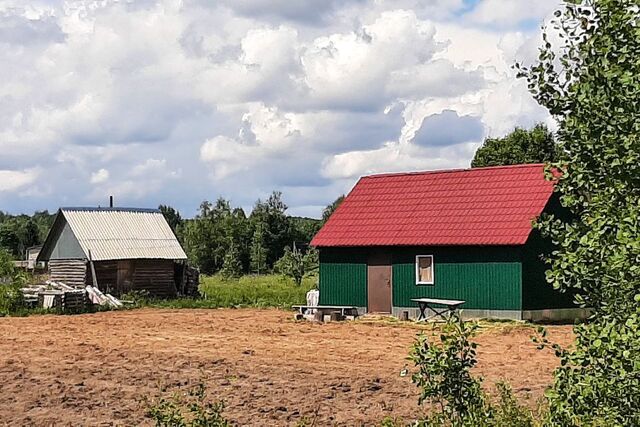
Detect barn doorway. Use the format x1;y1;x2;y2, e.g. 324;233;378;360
367;252;392;313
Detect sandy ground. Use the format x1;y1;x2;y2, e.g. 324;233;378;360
0;309;573;426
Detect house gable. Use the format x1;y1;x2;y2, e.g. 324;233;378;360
38;211;86;262
49;221;86;260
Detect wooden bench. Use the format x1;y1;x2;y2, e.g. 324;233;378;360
292;305;359;319
411;298;465;322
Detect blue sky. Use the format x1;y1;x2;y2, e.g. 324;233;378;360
0;0;559;218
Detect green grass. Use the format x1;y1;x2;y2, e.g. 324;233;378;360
149;274;316;310
0;274;316;315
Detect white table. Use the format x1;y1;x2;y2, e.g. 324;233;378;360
411;298;465;321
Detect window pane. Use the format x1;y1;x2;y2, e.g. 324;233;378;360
418;256;432;283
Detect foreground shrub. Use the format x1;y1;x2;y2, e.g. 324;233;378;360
409;316;538;426
146;382;229;427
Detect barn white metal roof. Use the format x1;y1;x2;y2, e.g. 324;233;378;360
52;208;187;261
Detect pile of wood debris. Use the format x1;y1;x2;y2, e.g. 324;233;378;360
21;281;123;312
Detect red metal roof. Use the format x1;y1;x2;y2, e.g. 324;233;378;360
311;164;555;247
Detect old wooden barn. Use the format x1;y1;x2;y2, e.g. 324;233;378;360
311;164;580;321
37;207;190;298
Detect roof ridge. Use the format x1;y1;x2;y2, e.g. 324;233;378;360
363;163;545;179
60;207;161;213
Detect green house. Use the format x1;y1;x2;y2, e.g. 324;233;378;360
311;164;580;321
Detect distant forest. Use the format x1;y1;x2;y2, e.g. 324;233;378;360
162;191;342;275
0;211;56;259
0;192;343;276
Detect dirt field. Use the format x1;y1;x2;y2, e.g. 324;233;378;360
0;309;573;426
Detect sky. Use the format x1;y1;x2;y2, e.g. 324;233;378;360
0;0;560;218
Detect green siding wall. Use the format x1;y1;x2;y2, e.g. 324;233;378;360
393;261;522;310
318;246;523;311
520;196;576;310
318;249;367;307
391;246;522;311
521;229;576;310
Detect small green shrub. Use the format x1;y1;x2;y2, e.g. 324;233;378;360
146;382;229;427
274;246;318;287
410;317;488;424
121;289;151;306
0;249;28;316
0;282;25;316
493;382;538;427
380;415;406;426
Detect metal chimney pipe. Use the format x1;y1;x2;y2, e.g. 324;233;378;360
109;196;113;208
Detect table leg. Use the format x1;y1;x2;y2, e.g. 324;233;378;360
417;303;427;321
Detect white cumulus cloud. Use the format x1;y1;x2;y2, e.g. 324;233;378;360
0;168;40;192
0;0;558;217
90;169;110;184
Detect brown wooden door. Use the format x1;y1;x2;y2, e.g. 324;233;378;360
117;260;134;294
367;252;392;313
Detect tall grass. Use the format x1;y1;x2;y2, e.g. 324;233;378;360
150;274;316;309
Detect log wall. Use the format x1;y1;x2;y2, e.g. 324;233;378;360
86;261;119;293
132;259;177;298
84;259;177;298
48;259;87;288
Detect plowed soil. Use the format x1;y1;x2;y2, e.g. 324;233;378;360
0;309;573;426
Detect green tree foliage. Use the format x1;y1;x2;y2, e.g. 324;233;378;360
274;244;318;286
517;0;639;315
540;301;640;426
181;192;321;276
289;216;322;243
0;249;27;315
322;195;345;223
517;1;640;425
219;242;243;279
249;224;268;275
0;248;15;278
249;192;292;266
0;211;54;258
158;205;183;236
471;124;558;168
182;199;250;275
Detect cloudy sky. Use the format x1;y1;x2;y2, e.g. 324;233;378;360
0;0;559;217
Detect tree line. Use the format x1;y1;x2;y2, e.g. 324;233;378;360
0;123;557;268
161;192;327;277
0;211;55;259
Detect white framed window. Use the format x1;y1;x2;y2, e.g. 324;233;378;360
415;255;434;285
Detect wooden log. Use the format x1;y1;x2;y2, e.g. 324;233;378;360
400;311;409;321
313;311;324;323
